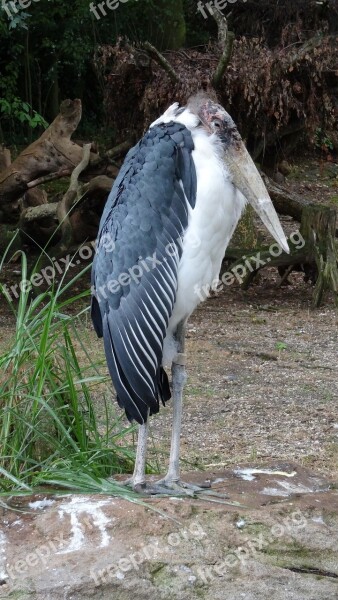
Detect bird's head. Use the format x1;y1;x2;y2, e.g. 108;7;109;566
187;93;289;253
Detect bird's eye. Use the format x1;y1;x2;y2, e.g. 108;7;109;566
213;119;222;129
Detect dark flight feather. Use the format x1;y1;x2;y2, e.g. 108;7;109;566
91;121;197;423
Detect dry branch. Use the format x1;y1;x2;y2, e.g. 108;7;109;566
90;140;134;171
212;10;235;89
27;169;72;189
80;175;113;204
56;143;92;254
143;41;180;83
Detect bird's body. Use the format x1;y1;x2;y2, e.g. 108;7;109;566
91;94;288;494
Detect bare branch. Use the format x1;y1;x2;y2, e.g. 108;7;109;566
143;41;180;83
212;9;235;89
27;169;71;189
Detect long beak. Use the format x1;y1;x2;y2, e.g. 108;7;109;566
226;142;289;253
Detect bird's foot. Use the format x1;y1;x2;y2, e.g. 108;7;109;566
152;479;236;505
121;477;209;496
122;476;231;502
153;478;212;496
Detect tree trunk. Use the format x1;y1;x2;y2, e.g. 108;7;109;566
300;205;338;307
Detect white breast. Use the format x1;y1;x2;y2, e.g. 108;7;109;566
165;129;246;344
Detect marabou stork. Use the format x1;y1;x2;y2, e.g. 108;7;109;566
91;93;289;495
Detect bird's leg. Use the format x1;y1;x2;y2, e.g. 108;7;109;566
161;349;186;484
123;418;149;492
153;322;209;495
124;324;188;496
162;320;186;485
150;322;227;499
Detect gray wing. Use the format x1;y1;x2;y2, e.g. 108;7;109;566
91;121;197;424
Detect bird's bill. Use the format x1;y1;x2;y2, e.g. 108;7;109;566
226;143;289;253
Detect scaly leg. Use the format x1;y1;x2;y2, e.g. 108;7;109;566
161;320;186;484
123;418;149;492
155;321;210;495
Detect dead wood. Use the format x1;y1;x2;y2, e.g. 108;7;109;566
56;143;92;254
19;203;58;247
0;99;99;206
0;145;11;172
79;175;113;205
300;204;338;307
212;10;235;89
18;173;114;249
89;140;134;172
224;201;338;307
143;41;180;83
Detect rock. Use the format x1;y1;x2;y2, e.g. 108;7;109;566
0;464;338;600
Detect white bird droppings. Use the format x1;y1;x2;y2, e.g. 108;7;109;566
28;498;55;510
57;496;112;554
234;468;297;481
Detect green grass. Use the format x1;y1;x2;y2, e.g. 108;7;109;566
0;239;138;498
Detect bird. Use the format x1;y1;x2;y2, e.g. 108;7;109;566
91;92;289;495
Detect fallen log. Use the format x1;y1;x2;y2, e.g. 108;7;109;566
0;99;99;206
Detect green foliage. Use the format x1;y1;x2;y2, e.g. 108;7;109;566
314;128;334;153
0;239;137;495
0;0;187;143
0;97;48;129
275;342;287;351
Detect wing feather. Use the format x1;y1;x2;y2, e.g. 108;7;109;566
92;121;196;423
